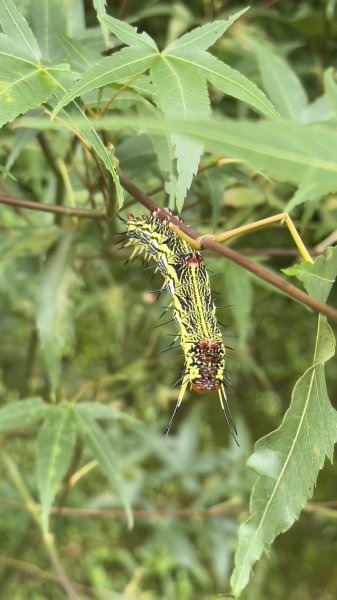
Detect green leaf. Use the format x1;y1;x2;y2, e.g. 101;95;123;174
0;397;48;432
0;52;56;127
250;38;308;121
59;115;337;199
191;51;279;120
0;227;61;262
93;0;107;16
284;246;337;303
324;67;337;116
0;0;40;61
36;231;77;394
99;14;158;50
300;94;334;124
53;46;157;114
223;261;253;343
230;250;337;597
74;408;133;528
29;0;67;62
58;34;99;71
61;0;85;37
37;404;77;533
151;54;210;211
76;402;138;423
48;68;125;207
284;185;320;214
165;8;248;53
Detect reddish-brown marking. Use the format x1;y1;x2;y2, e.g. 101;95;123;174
191;381;220;393
185;254;203;267
198;340;209;349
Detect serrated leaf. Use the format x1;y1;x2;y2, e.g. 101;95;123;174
53;46;156;114
74;408;133;528
223;261;252;342
284;185;319;213
191;51;279;120
65;115;337;199
250;38;308;121
0;52;56;127
0;0;40;61
99;14;158;50
165;8;248;53
151;53;210;211
48;69;124;207
0;397;48;432
36;231;77;394
37;404;77;533
230;250;337;597
284;246;337;303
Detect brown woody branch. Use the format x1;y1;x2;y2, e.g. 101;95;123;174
118;172;337;323
1;174;337;322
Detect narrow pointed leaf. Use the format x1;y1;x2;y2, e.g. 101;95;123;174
48;70;124;207
93;0;107;16
36;231;77;394
74;408;133;528
191;51;279;119
165;8;248;53
66;116;337;198
0;397;48;432
151;54;210;210
29;0;67;62
251;38;308;121
99;14;158;50
37;404;77;533
76;402;138;423
324;67;337;116
231;249;337;597
0;0;40;61
284;185;318;213
53;46;156;114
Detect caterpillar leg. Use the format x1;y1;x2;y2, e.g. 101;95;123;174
204;212;313;264
219;384;239;446
164;375;189;439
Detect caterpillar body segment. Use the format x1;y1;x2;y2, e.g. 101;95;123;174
125;210;238;445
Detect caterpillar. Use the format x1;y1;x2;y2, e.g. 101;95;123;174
125;209;238;445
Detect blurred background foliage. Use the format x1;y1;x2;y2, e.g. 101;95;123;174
1;0;337;599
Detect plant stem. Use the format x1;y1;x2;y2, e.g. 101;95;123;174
118;171;337;323
0;194;105;219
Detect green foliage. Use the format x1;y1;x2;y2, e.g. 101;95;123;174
231;249;337;596
1;1;337;599
37;404;77;533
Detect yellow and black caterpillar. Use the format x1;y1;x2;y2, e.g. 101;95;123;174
125;210;238;445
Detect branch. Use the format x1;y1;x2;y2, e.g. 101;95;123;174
118;172;337;323
0;195;105;219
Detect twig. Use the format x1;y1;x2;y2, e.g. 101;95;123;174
0;194;105;219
